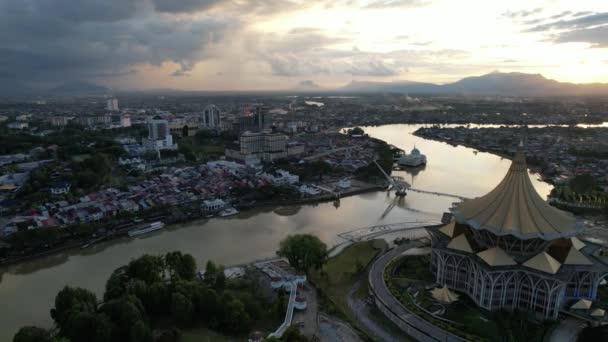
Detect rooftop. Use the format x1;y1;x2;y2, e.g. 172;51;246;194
451;147;582;241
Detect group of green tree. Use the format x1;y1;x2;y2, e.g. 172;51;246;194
13;233;329;342
13;251;288;342
553;174;608;207
355;140;394;182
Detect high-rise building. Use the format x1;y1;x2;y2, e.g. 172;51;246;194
225;131;288;164
428;144;608;320
148;117;168;140
144;117;176;150
236;105;272;133
106;98;119;111
202;104;221;129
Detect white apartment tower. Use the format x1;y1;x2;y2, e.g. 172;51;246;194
106;98;119;111
202;104;221;129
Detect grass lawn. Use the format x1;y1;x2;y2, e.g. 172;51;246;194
393;255;434;282
442;298;500;340
310;240;388;338
179;328;235;342
311;239;387;311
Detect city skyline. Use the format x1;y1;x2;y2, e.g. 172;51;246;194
1;0;607;91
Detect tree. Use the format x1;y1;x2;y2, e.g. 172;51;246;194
146;282;171;316
281;326;308;342
309;160;331;180
570;174;597;194
277;234;327;273
195;288;221;328
203;260;218;287
170;293;194;327
100;296;147;340
129;320;153;342
126;255;165;284
104;267;129;301
63;311;113;342
348;127;365;136
219;293;251;333
51;286;98;332
13;326;52;342
164;251;196;281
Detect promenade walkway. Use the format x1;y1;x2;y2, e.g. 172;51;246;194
368;243;468;342
408;188;469;201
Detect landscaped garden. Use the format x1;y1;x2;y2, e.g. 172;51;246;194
385;255;555;342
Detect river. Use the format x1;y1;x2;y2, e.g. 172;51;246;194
0;124;553;340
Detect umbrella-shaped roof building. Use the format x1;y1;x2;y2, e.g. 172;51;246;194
427;142;608;320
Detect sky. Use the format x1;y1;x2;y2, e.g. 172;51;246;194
1;0;607;91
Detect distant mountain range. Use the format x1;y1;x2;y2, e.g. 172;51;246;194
1;72;607;97
336;72;608;96
48;82;110;96
292;80;322;91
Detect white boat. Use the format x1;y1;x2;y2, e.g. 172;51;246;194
128;221;165;237
336;178;351;190
397;147;427;167
219;207;239;217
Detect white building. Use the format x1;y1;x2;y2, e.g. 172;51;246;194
202;104;221;129
106;98;119;111
120;115;131;127
7;122;28;130
202;199;226;213
260;170;299;185
144;117;177;150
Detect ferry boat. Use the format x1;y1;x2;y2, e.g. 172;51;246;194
397;147;427;167
219;207;239;217
128;221;165;237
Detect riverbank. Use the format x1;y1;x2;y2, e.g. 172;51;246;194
0;179;384;268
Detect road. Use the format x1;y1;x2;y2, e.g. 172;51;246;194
549;318;586;342
368;241;441;341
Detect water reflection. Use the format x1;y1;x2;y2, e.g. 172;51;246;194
0;124;555;340
273;206;303;217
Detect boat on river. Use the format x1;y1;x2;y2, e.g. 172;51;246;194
219;207;239;217
128;221;165;237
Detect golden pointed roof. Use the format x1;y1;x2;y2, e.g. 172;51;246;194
447;234;473;253
431;285;460;304
563;246;592;265
570;237;586;250
439;221;456;237
452;149;580;241
590;308;606;317
570;299;592;310
477;247;517;266
523;252;562;274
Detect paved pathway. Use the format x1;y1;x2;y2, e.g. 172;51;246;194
549;318;586;342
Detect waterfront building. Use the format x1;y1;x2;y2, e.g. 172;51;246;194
226;131;288;163
202;104;222;129
429;143;608;320
397;147;427;167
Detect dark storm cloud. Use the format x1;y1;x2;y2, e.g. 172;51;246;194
554;26;608;48
0;0;238;85
152;0;223;13
520;12;608;48
526;12;608;32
